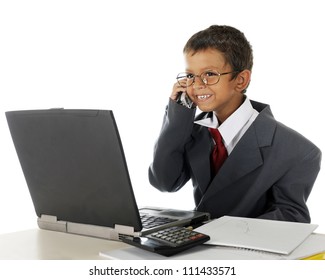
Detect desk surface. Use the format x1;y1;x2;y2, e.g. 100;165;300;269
0;228;129;260
1;228;324;260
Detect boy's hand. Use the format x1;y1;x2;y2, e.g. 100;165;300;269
170;81;186;101
171;82;195;109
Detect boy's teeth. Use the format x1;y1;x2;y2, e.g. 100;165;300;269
198;95;210;100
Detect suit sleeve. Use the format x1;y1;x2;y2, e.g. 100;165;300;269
148;99;196;192
258;145;322;223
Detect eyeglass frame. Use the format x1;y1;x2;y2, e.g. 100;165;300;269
176;70;241;88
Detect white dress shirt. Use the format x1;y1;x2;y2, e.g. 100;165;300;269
194;97;259;155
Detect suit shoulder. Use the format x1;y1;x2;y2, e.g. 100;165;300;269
252;101;320;152
275;121;319;151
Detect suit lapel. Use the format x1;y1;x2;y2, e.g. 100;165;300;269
207;124;263;194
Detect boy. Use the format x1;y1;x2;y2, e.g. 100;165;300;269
148;25;321;223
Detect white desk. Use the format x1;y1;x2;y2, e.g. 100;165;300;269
0;228;129;260
0;228;325;260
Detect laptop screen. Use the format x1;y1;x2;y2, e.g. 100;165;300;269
6;109;143;231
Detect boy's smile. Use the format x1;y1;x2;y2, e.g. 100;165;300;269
197;94;212;101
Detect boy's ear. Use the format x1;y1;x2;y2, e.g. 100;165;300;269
235;70;251;92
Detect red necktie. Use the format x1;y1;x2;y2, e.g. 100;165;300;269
208;128;228;175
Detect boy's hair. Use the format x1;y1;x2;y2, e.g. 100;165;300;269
183;25;253;78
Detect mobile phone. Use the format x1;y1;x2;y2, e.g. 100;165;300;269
176;91;194;109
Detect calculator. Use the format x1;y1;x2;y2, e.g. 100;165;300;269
120;226;210;256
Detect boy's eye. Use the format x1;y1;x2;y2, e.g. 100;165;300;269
204;71;218;77
186;73;194;79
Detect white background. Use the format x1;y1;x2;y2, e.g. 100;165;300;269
0;0;324;235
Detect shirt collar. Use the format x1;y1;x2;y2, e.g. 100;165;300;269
194;97;256;146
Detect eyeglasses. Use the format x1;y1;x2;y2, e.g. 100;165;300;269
176;70;240;87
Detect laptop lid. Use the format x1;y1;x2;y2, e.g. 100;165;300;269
6;109;143;232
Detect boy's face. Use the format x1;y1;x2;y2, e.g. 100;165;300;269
184;48;245;123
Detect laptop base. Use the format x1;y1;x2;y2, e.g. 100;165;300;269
37;215;140;241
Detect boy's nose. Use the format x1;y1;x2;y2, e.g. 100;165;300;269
193;77;207;89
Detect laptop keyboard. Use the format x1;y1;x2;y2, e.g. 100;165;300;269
140;214;177;229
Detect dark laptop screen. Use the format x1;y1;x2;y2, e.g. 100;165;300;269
6;109;142;231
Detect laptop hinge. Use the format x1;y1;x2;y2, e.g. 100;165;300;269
114;224;141;238
37;215;67;232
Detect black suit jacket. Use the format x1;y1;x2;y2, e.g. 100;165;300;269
149;99;322;223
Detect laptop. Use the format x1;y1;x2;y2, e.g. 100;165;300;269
5;109;209;240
